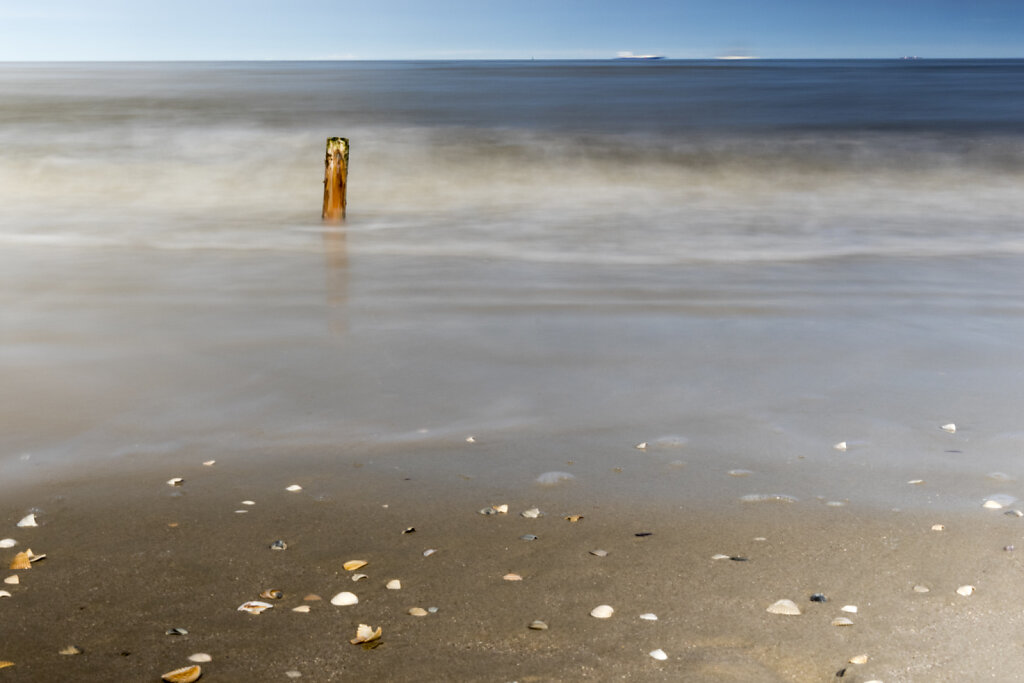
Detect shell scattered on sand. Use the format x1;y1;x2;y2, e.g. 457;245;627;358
649;649;668;661
849;654;869;665
350;623;382;645
4;575;18;585
0;591;10;598
565;515;584;523
590;605;614;619
343;560;368;571
766;599;801;615
465;436;476;443
237;601;273;614
913;585;930;593
0;539;15;549
16;514;37;528
202;460;215;466
908;479;924;485
9;551;31;570
639;613;658;621
292;605;311;613
983;499;1004;509
0;662;14;670
285;671;302;679
408;607;428;617
727;469;753;477
241;500;255;506
165;628;188;636
589;549;608;557
351;573;368;582
841;605;858;613
931;524;945;531
528;620;548;630
58;646;82;655
479;504;508;515
832;617;854;626
941;423;956;433
269;540;287;550
423;548;437;556
386;579;402;590
634;442;648;450
166;478;183;487
520;534;538;541
957;584;975;596
161;665;201;683
259;589;283;600
187;653;212;663
833;441;848;451
521;508;542;518
330;591;359;606
285;484;303;492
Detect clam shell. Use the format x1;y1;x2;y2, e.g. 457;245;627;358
4;575;19;585
237;601;273;614
639;613;658;621
841;605;858;613
0;591;11;598
161;665;201;683
849;654;869;665
833;441;848;451
649;649;668;661
0;539;15;549
292;605;311;613
766;599;801;615
58;646;82;655
521;508;542;518
941;423;956;433
349;623;382;644
187;653;212;663
528;620;548;630
590;604;614;619
166;478;183;487
259;589;283;600
285;484;302;492
832;617;854;626
386;579;401;590
330;591;358;606
9;552;31;570
408;607;428;616
956;584;975;596
503;573;522;581
16;514;37;528
343;560;368;571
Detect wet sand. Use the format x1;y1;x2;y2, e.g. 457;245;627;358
4;440;1024;682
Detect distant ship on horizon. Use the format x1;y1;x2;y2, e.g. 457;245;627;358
616;51;665;61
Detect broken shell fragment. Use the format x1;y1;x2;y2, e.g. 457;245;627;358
304;594;322;601
58;646;83;655
941;423;956;433
0;662;13;670
520;534;538;541
849;654;869;665
931;524;945;531
0;590;10;598
9;552;31;570
202;460;216;466
423;548;436;556
832;617;854;626
4;575;19;585
649;649;668;661
351;573;368;582
913;585;930;593
528;620;548;630
259;589;283;600
386;579;401;590
565;515;584;523
237;601;273;614
590;605;614;619
292;605;311;613
635;442;648;449
188;653;212;663
408;607;428;617
285;484;303;492
841;605;858;613
956;584;975;596
639;613;658;621
983;499;1004;509
521;508;542;518
589;549;608;557
165;628;189;636
766;599;801;615
269;540;287;550
503;573;522;581
350;624;382;644
0;539;15;548
16;514;37;528
343;560;368;571
833;441;847;451
161;665;201;683
330;591;358;606
166;478;183;487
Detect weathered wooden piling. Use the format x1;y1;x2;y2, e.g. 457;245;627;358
322;137;349;222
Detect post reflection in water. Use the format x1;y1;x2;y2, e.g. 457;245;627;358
322;225;349;335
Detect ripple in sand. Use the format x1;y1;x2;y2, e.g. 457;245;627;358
741;494;798;504
536;471;575;486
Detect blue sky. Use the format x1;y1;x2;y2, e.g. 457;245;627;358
0;1;1020;60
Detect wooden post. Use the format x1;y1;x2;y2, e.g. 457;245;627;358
322;137;349;222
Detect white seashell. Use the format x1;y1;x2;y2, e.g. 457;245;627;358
292;605;311;613
237;601;273;614
832;617;854;626
465;436;476;443
521;508;542;518
0;590;11;598
241;500;255;506
187;653;212;663
907;479;924;485
166;478;183;487
941;423;956;433
589;549;608;557
4;575;18;585
841;605;858;613
494;504;508;514
913;585;930;593
590;604;614;618
833;441;847;451
234;510;247;514
0;539;16;549
408;607;428;616
202;460;216;466
351;573;368;582
536;471;575;486
983;499;1004;509
330;591;358;606
826;501;846;507
766;599;801;615
849;654;869;665
16;514;37;528
931;524;945;531
423;548;436;557
649;649;668;661
386;579;401;590
711;554;731;560
285;671;302;679
285;484;302;492
635;442;648;449
956;584;975;596
753;537;767;542
639;613;658;621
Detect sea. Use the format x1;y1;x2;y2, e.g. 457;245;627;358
3;60;1024;509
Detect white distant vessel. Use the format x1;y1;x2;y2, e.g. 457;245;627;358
616;51;665;61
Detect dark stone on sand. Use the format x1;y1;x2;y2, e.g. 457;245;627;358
635;532;653;537
810;593;828;603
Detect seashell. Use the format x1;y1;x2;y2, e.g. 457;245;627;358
259;589;283;600
913;585;930;593
165;628;189;636
58;645;82;655
202;460;216;466
292;605;311;613
528;620;548;630
908;479;924;485
0;662;13;669
408;607;428;616
711;554;731;560
9;552;31;570
285;671;301;679
956;584;975;596
520;534;538;541
343;560;368;571
285;484;302;492
941;423;956;433
565;515;584;523
635;442;647;449
983;499;1004;509
841;605;858;613
4;575;18;585
478;507;500;516
161;664;201;683
766;599;801;615
826;501;846;507
16;514;37;528
849;654;869;665
27;550;44;563
351;574;368;582
0;591;10;598
423;548;436;556
241;500;255;506
465;436;476;443
521;508;542;518
536;471;575;486
269;540;287;550
590;605;614;619
188;653;212;663
832;617;854;626
0;539;15;548
234;510;247;514
1006;509;1024;517
503;573;522;581
833;441;847;451
166;478;183;487
304;594;322;601
649;649;668;661
931;524;945;531
350;624;382;644
330;591;358;606
639;613;658;621
427;606;439;613
589;549;608;557
237;601;273;614
386;579;401;590
493;504;508;514
402;527;416;534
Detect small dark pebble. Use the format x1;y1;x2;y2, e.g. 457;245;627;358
269;540;287;550
835;668;846;678
520;534;539;541
635;532;653;537
729;556;748;562
165;628;189;636
810;593;828;603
